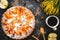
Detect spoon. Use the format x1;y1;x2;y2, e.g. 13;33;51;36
40;27;46;40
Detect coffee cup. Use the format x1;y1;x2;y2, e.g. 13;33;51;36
45;15;59;30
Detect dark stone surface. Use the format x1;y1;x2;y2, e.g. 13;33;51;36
0;0;60;40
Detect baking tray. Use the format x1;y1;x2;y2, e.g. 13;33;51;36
0;0;60;40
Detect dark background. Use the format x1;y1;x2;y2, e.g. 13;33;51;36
0;0;60;40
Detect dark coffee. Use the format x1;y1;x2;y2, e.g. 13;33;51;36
48;17;57;26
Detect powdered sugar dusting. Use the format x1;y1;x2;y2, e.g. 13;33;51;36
2;6;35;39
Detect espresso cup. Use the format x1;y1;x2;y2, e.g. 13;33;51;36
45;15;59;30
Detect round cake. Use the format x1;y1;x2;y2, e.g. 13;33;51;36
1;6;35;39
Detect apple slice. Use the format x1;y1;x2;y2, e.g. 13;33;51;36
0;0;8;9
